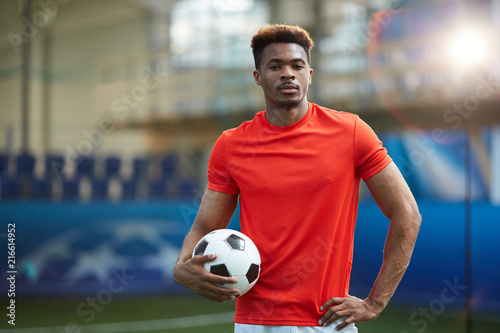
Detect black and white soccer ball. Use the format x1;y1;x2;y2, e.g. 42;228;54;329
192;229;261;296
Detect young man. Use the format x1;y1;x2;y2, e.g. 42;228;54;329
173;24;421;332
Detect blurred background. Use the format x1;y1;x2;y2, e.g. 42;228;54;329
0;0;499;332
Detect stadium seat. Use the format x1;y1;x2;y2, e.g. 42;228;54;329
31;177;52;199
148;180;166;198
45;154;65;181
76;156;95;179
178;179;196;197
105;156;121;178
132;157;149;180
121;180;137;199
161;153;177;179
0;153;8;176
1;178;20;199
17;152;35;176
62;179;79;199
91;179;108;199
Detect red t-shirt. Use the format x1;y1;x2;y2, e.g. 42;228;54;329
207;103;392;326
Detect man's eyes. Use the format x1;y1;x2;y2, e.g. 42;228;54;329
268;65;304;70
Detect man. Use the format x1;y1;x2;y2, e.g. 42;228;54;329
173;24;421;332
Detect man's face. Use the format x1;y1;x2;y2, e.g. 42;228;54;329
253;43;313;108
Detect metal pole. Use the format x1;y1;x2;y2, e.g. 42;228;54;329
42;31;51;153
464;111;473;333
309;0;324;106
459;0;473;326
20;0;31;154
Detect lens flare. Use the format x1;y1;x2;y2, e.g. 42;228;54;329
447;29;489;67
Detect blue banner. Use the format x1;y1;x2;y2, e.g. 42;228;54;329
0;200;498;312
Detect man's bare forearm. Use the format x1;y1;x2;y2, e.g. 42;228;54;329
172;189;240;302
176;228;207;264
317;208;421;329
367;210;421;311
175;189;238;264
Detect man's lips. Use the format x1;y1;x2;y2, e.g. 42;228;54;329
278;84;299;94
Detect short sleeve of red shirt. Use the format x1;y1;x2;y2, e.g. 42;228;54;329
207;132;240;195
354;116;392;181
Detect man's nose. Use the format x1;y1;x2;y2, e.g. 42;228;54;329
281;67;295;80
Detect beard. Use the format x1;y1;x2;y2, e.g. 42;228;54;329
278;99;300;107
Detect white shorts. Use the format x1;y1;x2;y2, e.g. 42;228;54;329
235;319;358;333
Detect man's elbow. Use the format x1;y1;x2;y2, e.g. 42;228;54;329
394;201;421;238
410;205;422;227
406;204;422;239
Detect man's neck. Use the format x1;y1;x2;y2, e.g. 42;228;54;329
265;100;309;127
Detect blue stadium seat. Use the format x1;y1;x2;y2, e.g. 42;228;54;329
132;157;149;180
17;153;35;176
105;156;121;178
45;154;64;181
1;178;20;199
76;156;95;179
148;180;166;198
0;153;8;176
62;179;79;199
161;153;177;179
178;179;196;197
92;179;108;199
121;180;136;199
31;177;51;199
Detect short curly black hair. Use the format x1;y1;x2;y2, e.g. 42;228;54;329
251;24;314;69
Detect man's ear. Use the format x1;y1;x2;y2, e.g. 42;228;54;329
308;68;313;85
253;70;261;86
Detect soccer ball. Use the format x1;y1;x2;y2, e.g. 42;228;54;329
192;229;261;296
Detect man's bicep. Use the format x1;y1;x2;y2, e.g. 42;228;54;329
192;189;239;234
365;162;419;221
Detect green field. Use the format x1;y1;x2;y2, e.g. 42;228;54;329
1;296;498;332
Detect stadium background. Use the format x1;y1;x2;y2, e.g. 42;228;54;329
0;0;499;332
